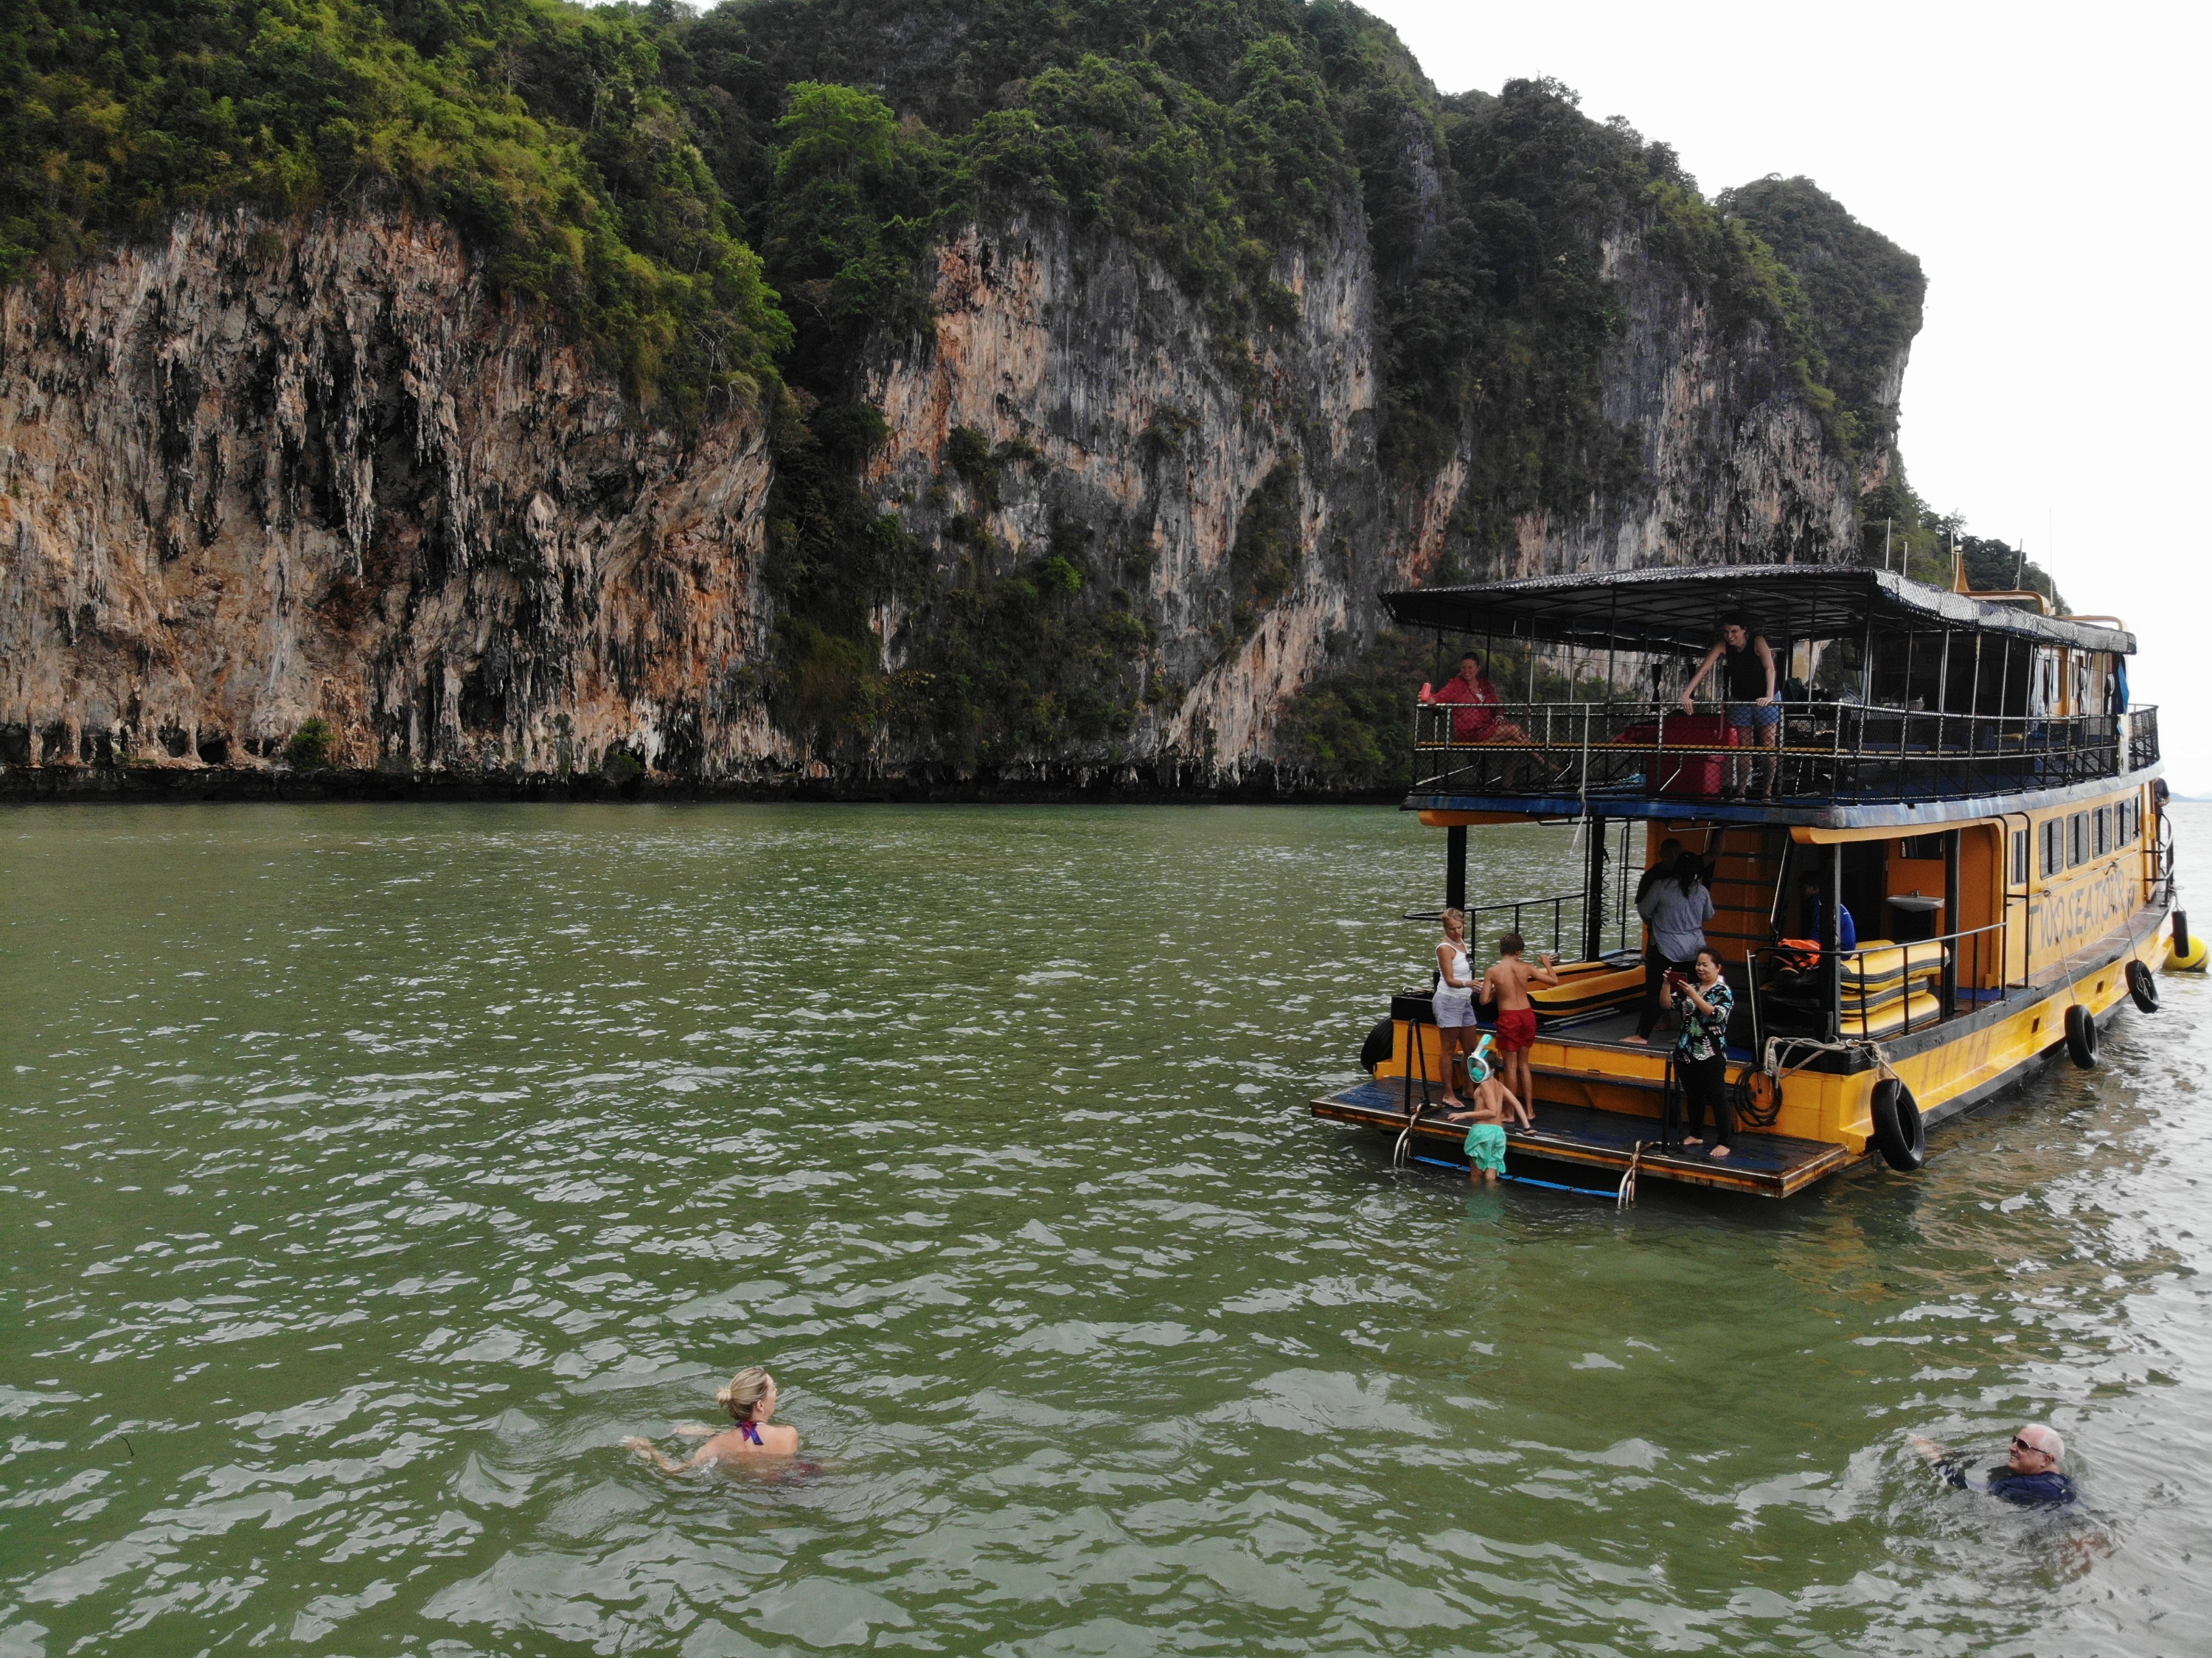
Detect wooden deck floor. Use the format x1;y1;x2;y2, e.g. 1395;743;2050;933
1311;1078;1857;1198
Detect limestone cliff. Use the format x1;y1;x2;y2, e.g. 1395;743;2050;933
1484;223;1861;577
857;212;1385;785
0;4;1924;798
850;207;1872;786
0;207;779;788
0;205;1905;799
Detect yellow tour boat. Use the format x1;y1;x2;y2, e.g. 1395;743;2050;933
1312;561;2177;1199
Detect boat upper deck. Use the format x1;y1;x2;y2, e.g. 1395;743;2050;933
1388;563;2154;825
1406;698;2160;827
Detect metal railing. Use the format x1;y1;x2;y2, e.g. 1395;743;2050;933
2131;706;2161;774
1405;889;1638;960
1745;918;2011;1055
1413;700;2157;805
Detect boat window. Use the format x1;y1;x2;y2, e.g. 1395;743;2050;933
2039;818;2063;878
1980;636;2031;718
2118;799;2138;845
2028;651;2060;718
2011;828;2030;885
1809;636;1865;701
2094;808;2112;856
2068;811;2090;866
1841;840;1888;937
1865;629;1956;712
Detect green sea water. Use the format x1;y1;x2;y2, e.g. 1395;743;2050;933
2;802;2207;1656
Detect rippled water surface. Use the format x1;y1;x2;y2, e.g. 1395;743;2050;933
4;802;2210;1656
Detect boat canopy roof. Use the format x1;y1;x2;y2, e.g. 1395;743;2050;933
1382;564;2134;656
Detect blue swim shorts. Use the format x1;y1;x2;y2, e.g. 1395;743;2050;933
1727;703;1783;729
1464;1122;1508;1174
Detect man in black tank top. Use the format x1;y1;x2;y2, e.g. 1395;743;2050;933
1680;611;1779;799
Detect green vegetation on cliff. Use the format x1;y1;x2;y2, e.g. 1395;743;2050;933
0;0;787;414
672;2;1854;767
1859;475;2065;610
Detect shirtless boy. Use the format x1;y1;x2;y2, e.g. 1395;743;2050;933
1481;932;1557;1128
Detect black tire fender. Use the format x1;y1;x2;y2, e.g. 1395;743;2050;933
1359;1017;1396;1075
2128;958;2160;1013
2065;1002;2099;1069
1870;1078;1925;1172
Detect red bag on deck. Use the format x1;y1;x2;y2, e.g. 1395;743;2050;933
1613;715;1739;799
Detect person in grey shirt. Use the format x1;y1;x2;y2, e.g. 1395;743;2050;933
1624;851;1717;1044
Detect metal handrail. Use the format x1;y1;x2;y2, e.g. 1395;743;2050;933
1411;699;2157;806
1404;888;1638;960
1745;918;2012;1052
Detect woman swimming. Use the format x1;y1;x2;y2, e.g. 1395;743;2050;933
622;1365;800;1470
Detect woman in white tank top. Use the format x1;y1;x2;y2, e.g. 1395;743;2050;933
1433;909;1481;1108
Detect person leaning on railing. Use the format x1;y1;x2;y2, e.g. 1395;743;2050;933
1420;653;1532;746
1680;611;1779;801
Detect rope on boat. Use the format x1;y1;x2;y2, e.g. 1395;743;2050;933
1765;1033;1900;1089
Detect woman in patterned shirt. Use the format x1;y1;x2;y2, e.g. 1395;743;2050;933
1669;946;1736;1159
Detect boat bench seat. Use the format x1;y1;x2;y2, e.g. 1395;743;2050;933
1838;990;1941;1038
1760;939;1950;1038
1840;938;1949;998
1531;957;1646;1024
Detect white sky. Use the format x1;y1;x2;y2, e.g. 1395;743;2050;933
1364;0;2212;791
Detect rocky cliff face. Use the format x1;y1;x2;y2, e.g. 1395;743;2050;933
0;194;1895;794
1488;223;1861;577
858;210;1385;782
0;207;779;788
853;207;1871;783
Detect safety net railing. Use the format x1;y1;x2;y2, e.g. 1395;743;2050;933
1412;701;2156;805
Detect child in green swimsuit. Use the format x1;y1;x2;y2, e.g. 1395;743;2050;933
1447;1035;1520;1184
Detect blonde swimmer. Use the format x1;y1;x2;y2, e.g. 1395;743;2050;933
622;1366;800;1470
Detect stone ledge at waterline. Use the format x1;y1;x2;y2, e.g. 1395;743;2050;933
0;191;1896;797
0;757;1398;807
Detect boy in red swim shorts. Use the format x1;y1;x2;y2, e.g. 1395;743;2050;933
1482;932;1559;1128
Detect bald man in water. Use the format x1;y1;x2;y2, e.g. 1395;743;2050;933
1910;1423;2077;1507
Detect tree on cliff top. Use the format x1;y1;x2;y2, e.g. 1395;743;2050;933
1720;175;1926;457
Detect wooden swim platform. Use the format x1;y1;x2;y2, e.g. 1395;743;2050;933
1310;1078;1857;1199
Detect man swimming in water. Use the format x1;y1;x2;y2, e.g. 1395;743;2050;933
1910;1423;2076;1507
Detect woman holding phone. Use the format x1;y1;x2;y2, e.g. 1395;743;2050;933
1670;947;1736;1158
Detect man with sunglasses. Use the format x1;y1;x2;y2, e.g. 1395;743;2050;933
1909;1423;2077;1507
